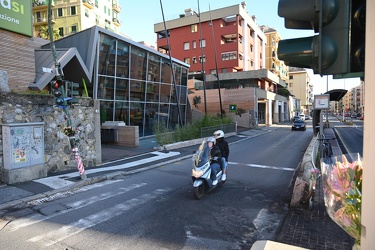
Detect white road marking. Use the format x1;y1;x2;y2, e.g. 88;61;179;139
229;162;295;171
9;182;147;232
34;151;180;189
28;188;170;246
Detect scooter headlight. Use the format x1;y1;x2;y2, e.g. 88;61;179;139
192;162;210;178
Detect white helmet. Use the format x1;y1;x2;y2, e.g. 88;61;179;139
207;137;216;145
214;130;224;139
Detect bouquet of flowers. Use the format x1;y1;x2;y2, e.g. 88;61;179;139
321;153;362;245
62;126;77;137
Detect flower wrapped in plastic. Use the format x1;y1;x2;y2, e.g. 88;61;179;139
321;153;362;245
62;126;77;137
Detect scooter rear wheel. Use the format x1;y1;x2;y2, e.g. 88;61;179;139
194;185;204;200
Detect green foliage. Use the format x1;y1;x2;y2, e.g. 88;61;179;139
236;108;247;116
278;87;291;97
153;115;233;146
193;95;201;108
12;90;50;95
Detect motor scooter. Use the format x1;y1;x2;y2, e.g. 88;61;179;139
191;139;225;200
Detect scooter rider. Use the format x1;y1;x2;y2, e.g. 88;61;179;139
207;137;221;186
214;130;229;181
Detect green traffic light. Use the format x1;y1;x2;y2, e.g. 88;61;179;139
55;97;64;106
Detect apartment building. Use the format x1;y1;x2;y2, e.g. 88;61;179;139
260;25;288;82
32;0;122;39
154;2;289;126
287;67;313;116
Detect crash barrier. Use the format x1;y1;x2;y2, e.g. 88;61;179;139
200;123;237;138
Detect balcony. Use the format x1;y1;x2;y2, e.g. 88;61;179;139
32;0;55;10
112;2;122;13
33;17;55;26
113;17;121;27
83;0;94;10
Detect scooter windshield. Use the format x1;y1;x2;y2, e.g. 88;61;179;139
194;141;210;168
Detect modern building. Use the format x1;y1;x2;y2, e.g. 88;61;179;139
287;67;313;115
29;26;190;137
154;2;289;125
32;0;122;39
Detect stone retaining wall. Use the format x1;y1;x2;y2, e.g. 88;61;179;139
0;93;99;176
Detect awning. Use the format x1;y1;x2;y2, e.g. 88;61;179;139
324;89;348;102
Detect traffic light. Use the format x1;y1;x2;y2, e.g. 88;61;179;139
350;0;366;74
65;81;80;104
277;0;359;77
51;79;65;106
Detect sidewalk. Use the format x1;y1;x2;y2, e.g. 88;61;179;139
0;125;355;249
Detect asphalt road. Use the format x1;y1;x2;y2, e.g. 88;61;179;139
0;125;313;250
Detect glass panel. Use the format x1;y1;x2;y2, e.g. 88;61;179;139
161;58;172;84
159;83;172;103
159;103;170;127
130;102;144;137
129;80;145;102
144;103;158;136
181;67;188;86
98;34;116;76
179;85;187;105
100;101;114;124
174;64;181;85
116;40;129;78
114;101;128;125
169;104;179;129
145;82;159;102
97;76;115;100
148;54;161;82
170;85;179;104
115;78;128;100
130;47;147;80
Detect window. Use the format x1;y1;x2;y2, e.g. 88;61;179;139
71;25;77;33
250;45;253;52
183;42;190;50
289;75;294;80
192;57;197;64
71;6;76;15
193;40;196;49
58;8;63;17
184;58;190;64
222;68;228;73
58;27;64;36
199;55;206;63
289;83;293;87
221;52;237;61
191;24;197;33
199;39;206;48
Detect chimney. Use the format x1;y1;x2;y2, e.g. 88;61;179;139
184;8;193;17
252;15;257;24
241;1;246;10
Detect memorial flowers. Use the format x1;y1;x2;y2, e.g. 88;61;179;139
321;153;362;245
62;126;77;137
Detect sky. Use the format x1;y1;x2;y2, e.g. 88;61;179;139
118;0;360;95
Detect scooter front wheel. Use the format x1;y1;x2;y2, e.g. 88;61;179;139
194;185;204;200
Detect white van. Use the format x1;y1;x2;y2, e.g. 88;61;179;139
298;114;305;121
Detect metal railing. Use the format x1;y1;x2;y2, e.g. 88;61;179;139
200;123;237;138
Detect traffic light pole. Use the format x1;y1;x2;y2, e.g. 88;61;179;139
48;1;86;180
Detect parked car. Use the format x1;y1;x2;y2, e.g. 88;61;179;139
351;113;357;118
292;119;306;131
305;115;311;120
298;114;306;121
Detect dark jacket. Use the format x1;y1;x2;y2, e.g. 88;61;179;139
216;138;229;161
210;145;222;165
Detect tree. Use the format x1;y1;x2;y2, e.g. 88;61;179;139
193;95;201;108
37;25;60;41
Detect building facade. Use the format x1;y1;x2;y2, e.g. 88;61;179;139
154;2;289;125
30;26;190;137
155;2;266;74
260;25;288;82
287;67;313;116
32;0;122;39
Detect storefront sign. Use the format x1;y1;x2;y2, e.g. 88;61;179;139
0;0;32;36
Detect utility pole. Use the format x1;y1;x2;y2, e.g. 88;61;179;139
196;0;207;115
